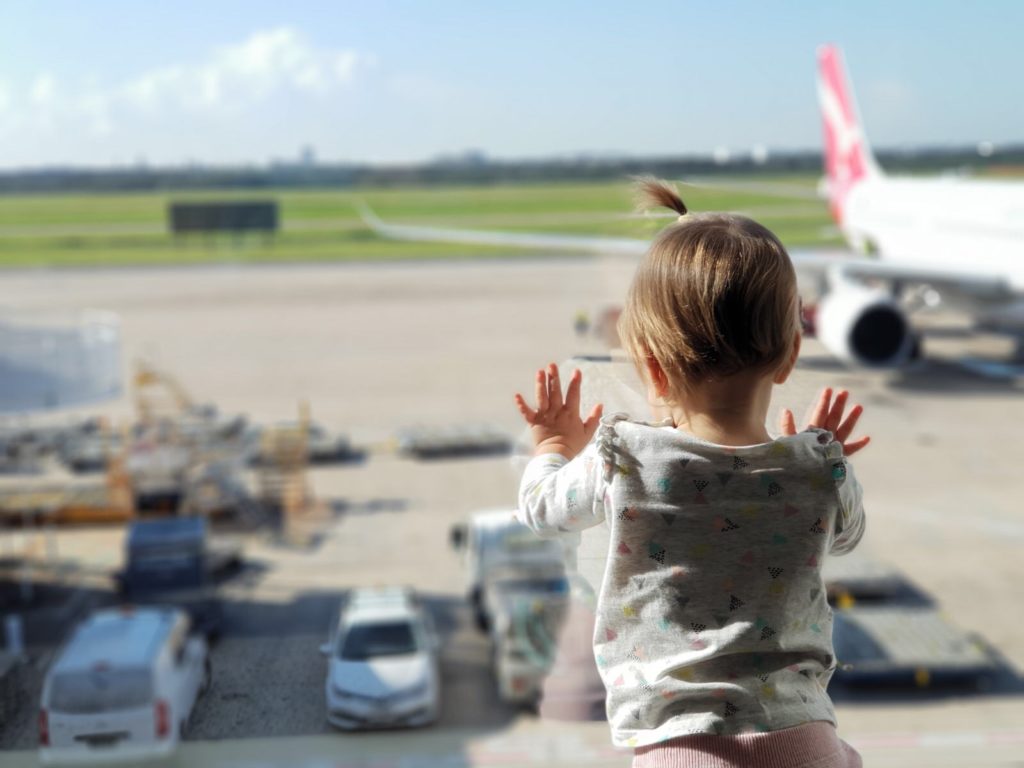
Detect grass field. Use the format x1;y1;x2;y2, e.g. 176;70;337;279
0;177;841;268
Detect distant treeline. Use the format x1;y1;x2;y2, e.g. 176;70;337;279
2;145;1023;194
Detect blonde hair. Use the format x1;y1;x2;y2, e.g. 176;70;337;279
618;178;799;399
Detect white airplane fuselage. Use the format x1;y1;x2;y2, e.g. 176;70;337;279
843;177;1024;291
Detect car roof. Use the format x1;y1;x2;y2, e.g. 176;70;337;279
468;509;520;531
340;587;420;627
53;608;180;673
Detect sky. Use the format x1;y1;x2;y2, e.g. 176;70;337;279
1;1;1022;169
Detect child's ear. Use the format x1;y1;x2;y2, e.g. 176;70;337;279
773;331;802;385
644;356;670;397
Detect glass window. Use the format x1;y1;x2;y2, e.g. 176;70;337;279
49;669;153;714
339;622;419;661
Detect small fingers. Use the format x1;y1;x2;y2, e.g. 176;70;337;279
843;435;871;457
808;387;832;428
547;363;564;409
834;403;863;444
564;369;582;414
535;369;549;414
825;390;849;432
514;393;537;424
779;408;797;436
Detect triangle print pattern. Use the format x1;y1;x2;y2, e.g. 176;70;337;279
569;421;853;741
693;479;709;505
648;541;666;564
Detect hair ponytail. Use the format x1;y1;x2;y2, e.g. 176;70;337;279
634;176;688;217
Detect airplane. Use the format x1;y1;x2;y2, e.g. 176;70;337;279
360;45;1024;372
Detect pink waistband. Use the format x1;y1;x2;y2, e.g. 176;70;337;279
632;722;862;768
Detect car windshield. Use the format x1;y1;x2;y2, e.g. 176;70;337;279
49;668;153;714
339;621;418;660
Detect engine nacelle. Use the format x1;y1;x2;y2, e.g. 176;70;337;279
816;284;916;368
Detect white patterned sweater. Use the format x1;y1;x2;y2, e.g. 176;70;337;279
517;414;865;748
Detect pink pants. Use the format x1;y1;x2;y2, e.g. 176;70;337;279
632;722;862;768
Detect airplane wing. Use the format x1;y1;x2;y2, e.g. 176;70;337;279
359;204;1015;303
788;250;1016;304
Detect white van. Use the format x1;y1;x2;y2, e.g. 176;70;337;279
40;607;210;765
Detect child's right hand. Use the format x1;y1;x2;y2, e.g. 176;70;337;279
514;363;603;460
779;387;870;456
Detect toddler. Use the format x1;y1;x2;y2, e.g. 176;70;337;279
514;180;867;768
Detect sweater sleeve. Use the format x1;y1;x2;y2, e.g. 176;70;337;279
828;450;866;556
517;441;608;538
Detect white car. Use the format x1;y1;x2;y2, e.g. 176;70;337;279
321;587;441;730
40;607;210;766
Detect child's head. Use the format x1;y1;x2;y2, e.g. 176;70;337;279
618;179;800;403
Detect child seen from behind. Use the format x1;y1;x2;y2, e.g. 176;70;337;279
514;180;867;768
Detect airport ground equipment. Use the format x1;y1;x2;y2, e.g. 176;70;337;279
168;200;278;237
398;424;511;459
248;420;364;467
817;548;1000;688
831;606;998;688
129;361;255;517
321;586;441;730
454;510;571;705
485;565;569;705
821;549;907;602
255;402;317;541
256;409;310;508
133;361;194;427
39;607;210;765
0;444;134;528
0;428;48;474
0;417;115;475
117;517;240;638
453;510;566;631
57;420;123;474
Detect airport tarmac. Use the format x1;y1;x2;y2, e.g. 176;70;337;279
1;257;1023;767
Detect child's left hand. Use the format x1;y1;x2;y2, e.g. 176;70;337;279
779;387;870;456
515;363;603;460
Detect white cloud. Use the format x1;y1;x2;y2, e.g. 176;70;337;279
10;27;364;143
29;74;57;107
120;27;363;112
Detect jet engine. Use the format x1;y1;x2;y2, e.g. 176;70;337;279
815;283;917;368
